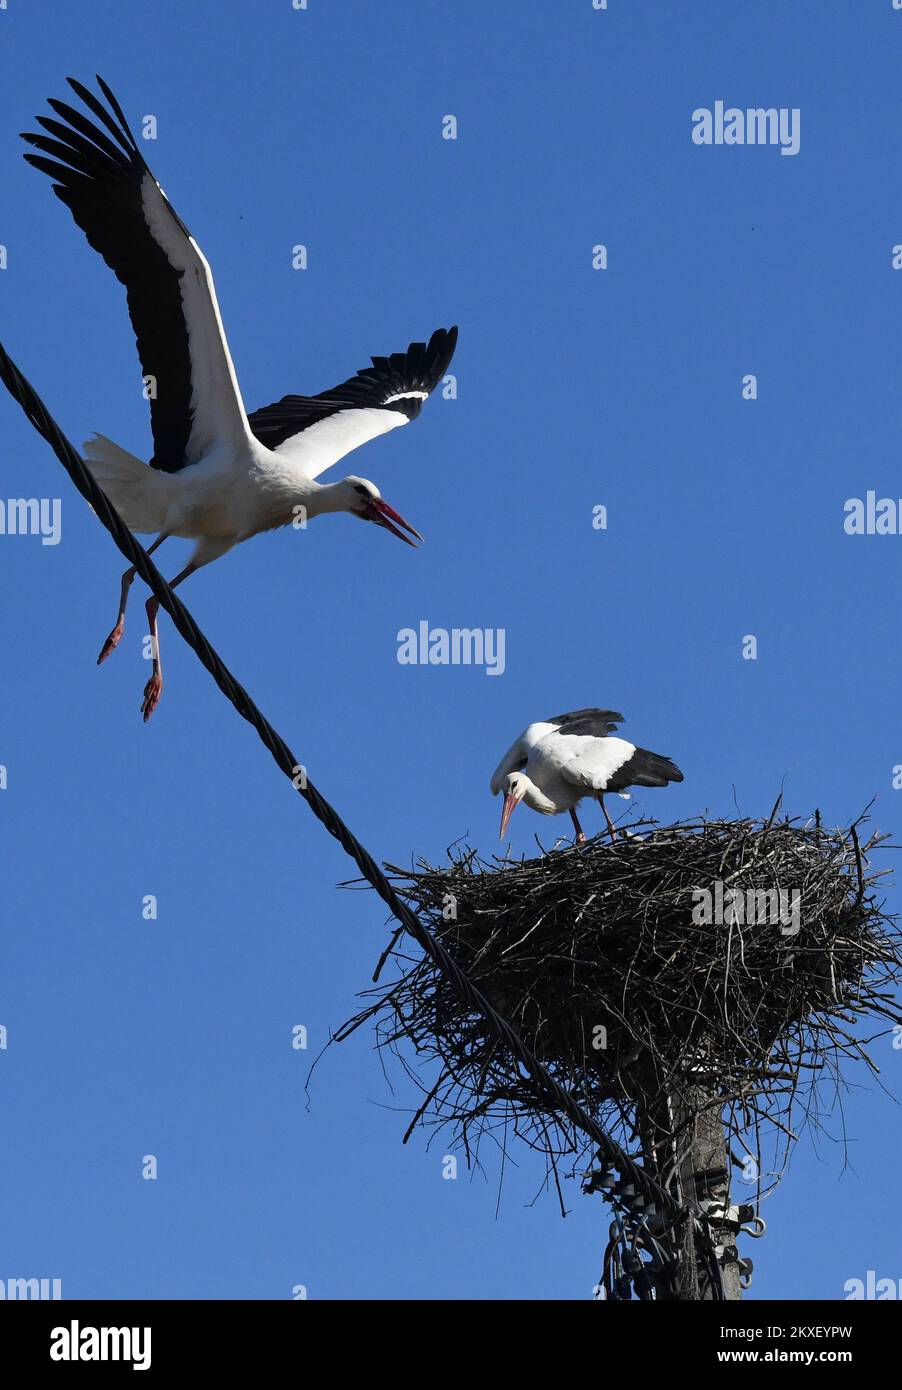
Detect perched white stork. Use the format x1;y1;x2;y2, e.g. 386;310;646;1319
491;709;683;844
21;77;457;719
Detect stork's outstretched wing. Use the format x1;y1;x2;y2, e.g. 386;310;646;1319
248;326;457;480
22;76;253;473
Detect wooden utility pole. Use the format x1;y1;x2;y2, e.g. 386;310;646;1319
639;1081;742;1300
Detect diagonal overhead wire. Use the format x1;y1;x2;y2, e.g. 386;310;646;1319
0;338;687;1227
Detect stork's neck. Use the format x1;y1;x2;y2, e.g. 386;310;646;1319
241;469;349;538
520;774;559;815
301;479;351;518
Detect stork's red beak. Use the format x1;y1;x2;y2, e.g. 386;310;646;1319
366;497;423;546
499;791;519;840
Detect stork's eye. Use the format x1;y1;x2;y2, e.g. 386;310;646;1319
353;484;368;496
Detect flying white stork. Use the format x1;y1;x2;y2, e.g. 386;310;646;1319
21;77;457;719
491;708;683;844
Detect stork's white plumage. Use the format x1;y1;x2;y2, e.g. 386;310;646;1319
22;77;457;718
490;708;683;843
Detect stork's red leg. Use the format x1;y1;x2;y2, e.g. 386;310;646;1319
97;533;168;665
140;560;197;722
141;594;163;721
600;793;618;843
570;808;586;845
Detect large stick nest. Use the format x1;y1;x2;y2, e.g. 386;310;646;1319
339;812;901;1203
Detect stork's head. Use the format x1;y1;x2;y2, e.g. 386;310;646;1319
499;772;529;839
340;476;422;547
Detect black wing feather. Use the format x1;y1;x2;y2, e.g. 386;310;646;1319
606;748;684;792
23;77;196;472
248;325;458;451
546;708;625;738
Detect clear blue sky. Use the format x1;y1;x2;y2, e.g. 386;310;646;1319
1;0;900;1300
